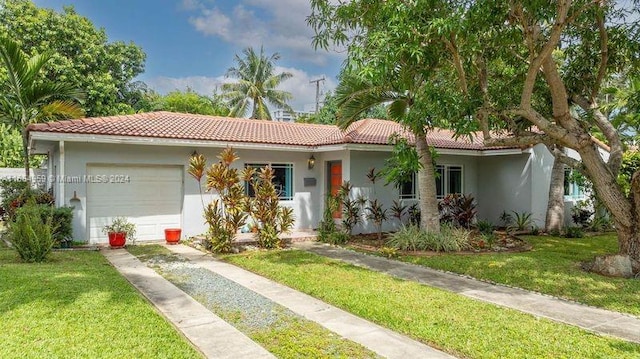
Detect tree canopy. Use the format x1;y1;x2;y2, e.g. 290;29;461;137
222;46;294;120
309;0;640;273
0;0;146;117
152;89;229;116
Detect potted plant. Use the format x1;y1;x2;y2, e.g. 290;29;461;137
164;228;182;245
102;217;136;248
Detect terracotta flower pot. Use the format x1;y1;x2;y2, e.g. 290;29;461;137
164;228;181;245
108;232;127;248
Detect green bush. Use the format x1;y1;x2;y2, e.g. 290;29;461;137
564;226;585;238
0;180;54;221
387;225;473;252
475;219;494;235
35;205;73;246
8;201;55;262
325;231;350;245
386;225;423;251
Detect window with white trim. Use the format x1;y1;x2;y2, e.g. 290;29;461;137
564;168;584;198
436;165;463;199
399;172;417;199
244;163;294;200
398;165;464;200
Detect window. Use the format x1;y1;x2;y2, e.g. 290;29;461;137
398;165;463;200
564;168;583;198
436;165;463;199
399;172;417;199
244;163;294;200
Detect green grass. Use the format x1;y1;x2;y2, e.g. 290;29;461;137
224;250;640;359
382;233;640;316
129;244;379;359
0;245;201;359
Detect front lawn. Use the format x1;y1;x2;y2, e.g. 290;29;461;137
386;233;640;316
224;250;640;359
0;245;201;358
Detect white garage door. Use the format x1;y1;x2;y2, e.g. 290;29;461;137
87;164;183;243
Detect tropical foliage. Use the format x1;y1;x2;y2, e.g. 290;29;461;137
0;0;146;116
0;36;83;178
222;47;294;119
308;0;640;274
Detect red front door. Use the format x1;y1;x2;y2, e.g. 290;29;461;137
329;162;342;218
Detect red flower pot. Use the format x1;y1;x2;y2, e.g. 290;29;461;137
164;228;181;245
108;232;127;248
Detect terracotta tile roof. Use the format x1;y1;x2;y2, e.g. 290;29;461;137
28;111;504;150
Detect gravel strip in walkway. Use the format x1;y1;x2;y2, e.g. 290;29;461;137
134;249;380;359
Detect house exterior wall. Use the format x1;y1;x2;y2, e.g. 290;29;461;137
347;150;481;233
476;153;533;225
51;142;322;242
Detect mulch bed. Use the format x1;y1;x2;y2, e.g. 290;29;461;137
347;231;532;257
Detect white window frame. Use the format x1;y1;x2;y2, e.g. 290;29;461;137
399;172;418;200
244;162;295;201
563;168;585;200
398;164;464;200
436;164;464;200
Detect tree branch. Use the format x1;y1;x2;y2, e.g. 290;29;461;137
519;0;570;110
548;144;585;172
591;7;608;101
444;34;468;95
572;94;623;175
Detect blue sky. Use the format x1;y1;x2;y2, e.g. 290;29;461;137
33;0;343;111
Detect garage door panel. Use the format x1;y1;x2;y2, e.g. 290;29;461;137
87;165;183;243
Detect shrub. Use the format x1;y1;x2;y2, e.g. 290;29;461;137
341;198;361;236
407;203;420;226
36;205;73;246
189;149;249;253
1;180;53;221
386;225;422;251
564;226;585;238
318;193;340;244
390;200;407;225
366;199;388;241
571;200;593;227
507;211;534;232
324;231;350;245
249;166;295;249
438;194;477;228
475;219;494;235
8;201;54;262
387;225;473;252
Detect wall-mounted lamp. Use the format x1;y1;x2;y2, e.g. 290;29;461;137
308;155;316;170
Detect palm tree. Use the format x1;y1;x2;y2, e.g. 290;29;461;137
0;36;84;179
335;71;441;232
222;46;294;120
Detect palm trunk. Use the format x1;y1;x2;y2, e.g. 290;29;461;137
415;132;440;232
545;154;565;233
22;128;30;181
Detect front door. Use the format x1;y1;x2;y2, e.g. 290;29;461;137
328;161;342;218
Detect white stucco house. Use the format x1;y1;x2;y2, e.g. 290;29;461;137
27;111;588;244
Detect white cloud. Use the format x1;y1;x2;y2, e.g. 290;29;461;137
146;67;336;112
185;0;338;66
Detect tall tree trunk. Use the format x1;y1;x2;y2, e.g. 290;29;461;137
415;132;440;232
545;153;565;233
579;145;640;271
22;128;30;181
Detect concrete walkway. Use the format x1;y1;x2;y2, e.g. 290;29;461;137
294;242;640;344
102;249;274;359
164;243;454;359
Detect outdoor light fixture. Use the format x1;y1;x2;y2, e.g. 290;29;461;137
308;155;316;170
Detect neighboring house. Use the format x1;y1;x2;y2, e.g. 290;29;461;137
27;111;588;244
